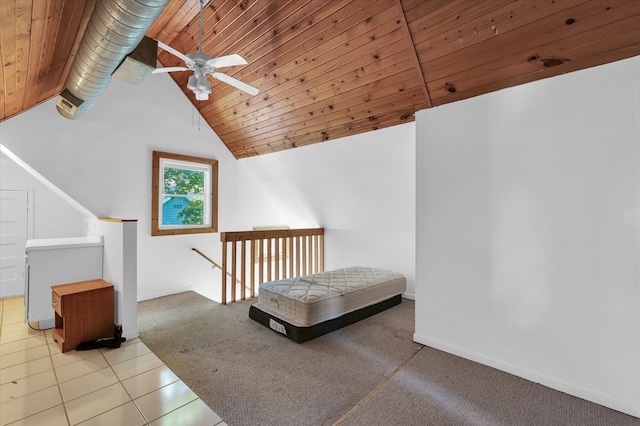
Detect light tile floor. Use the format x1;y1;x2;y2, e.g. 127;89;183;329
0;297;226;426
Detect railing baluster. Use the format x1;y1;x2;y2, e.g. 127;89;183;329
302;236;307;276
282;237;288;279
250;239;256;298
241;240;246;300
219;228;324;303
259;238;264;286
221;242;228;304
307;235;313;274
231;241;237;303
266;238;272;282
298;236;303;276
274;238;280;281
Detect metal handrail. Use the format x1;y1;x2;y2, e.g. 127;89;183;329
192;248;240;284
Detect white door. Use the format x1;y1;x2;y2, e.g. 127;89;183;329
0;190;28;298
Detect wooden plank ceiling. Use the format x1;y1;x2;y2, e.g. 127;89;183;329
2;0;640;159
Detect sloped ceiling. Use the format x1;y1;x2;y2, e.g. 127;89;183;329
2;0;640;159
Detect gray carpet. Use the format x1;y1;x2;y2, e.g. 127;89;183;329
340;346;640;426
137;291;640;426
137;291;421;426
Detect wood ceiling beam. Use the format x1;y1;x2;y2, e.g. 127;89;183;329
395;0;431;108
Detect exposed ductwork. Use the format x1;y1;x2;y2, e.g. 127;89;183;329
56;0;169;119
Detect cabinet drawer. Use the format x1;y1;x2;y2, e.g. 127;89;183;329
51;291;62;316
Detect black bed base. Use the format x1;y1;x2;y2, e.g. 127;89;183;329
248;294;402;343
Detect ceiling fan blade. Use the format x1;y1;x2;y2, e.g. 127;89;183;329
212;72;259;96
156;40;192;66
152;66;189;74
206;54;248;69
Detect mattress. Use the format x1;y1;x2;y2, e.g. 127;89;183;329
249;266;406;342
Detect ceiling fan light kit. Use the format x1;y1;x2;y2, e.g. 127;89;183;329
188;73;212;100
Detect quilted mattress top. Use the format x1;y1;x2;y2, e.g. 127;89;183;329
258;266;406;304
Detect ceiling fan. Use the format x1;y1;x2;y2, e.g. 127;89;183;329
152;0;259;100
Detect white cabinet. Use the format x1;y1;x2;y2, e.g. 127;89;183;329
25;236;103;329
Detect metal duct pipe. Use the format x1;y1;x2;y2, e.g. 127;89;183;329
57;0;169;119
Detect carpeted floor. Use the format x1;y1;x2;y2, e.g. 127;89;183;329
339;345;640;426
137;291;640;426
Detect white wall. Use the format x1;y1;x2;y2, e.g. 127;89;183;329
0;149;87;239
237;123;416;297
415;56;640;416
95;219;138;340
0;68;417;301
0;73;240;301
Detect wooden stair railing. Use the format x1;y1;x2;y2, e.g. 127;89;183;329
220;228;324;304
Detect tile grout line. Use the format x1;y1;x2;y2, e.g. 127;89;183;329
1;299;220;426
49;332;75;426
105;345;152;426
61;347;133;425
49;340;71;425
4;313;67;425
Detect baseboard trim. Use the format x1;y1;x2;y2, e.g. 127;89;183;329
138;286;193;302
402;292;415;300
413;333;640;419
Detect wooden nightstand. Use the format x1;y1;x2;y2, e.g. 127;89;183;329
51;279;114;353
